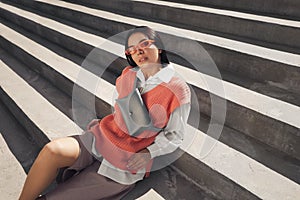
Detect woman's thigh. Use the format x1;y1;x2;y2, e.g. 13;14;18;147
46;162;135;200
56;132;96;182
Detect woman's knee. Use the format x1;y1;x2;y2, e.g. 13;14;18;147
42;138;80;166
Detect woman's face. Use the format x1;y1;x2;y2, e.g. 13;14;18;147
127;32;161;68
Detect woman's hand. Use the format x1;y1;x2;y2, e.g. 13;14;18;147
127;149;151;171
86;119;100;130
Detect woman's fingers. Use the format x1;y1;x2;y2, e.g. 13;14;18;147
127;159;144;170
127;158;145;170
127;149;151;170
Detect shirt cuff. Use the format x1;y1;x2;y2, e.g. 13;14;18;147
146;143;161;159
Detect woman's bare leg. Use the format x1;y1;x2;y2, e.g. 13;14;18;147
19;137;80;200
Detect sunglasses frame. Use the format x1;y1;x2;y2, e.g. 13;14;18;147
125;39;155;56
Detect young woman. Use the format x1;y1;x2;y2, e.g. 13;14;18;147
19;26;191;200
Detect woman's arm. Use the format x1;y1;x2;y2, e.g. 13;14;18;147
146;103;191;158
126;103;190;171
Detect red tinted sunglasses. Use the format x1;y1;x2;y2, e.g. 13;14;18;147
125;40;155;55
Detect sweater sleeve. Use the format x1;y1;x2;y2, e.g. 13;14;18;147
146;103;191;158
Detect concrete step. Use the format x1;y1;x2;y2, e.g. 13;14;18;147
165;0;300;20
0;19;299;200
3;0;300;96
60;0;300;54
0;2;299;163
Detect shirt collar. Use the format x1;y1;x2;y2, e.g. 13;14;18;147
136;64;175;84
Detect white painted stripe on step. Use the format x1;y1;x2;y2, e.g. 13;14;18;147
34;0;300;67
136;189;165;200
132;0;300;28
0;133;26;200
1;3;300;129
0;60;82;140
1;23;299;200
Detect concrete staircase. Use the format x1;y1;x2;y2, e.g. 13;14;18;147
0;0;299;199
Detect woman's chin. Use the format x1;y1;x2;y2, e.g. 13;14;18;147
139;62;161;69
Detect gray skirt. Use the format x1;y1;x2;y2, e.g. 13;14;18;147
43;132;135;200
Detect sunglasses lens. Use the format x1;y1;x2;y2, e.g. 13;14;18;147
125;47;136;55
140;40;150;48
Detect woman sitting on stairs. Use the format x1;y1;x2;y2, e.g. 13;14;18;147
19;26;191;200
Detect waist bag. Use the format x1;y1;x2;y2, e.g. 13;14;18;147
115;78;162;137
